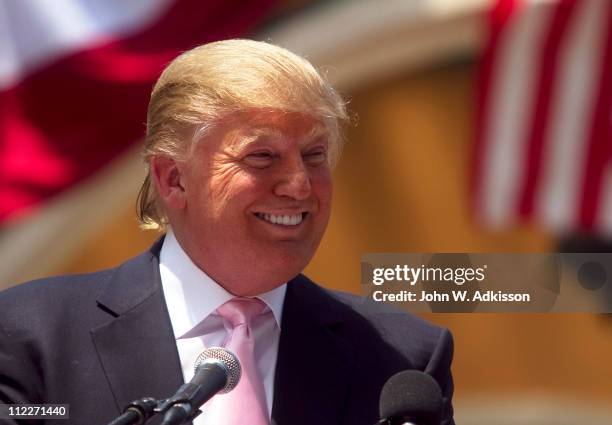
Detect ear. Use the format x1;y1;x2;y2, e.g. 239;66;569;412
149;155;186;210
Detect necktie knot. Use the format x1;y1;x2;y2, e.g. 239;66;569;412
217;297;266;328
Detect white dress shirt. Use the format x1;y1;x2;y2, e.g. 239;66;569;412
159;231;286;424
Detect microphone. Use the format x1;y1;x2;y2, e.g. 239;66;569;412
378;370;443;425
160;347;241;425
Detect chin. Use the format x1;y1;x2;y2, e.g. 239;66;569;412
245;263;305;294
264;266;303;286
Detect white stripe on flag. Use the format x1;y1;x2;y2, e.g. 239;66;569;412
536;0;608;233
479;2;552;227
0;0;175;89
598;163;612;234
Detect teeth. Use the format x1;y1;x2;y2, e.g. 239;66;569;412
257;213;304;226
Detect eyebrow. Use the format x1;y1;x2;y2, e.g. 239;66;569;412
233;125;329;151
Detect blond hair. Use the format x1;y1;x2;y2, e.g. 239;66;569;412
137;39;348;230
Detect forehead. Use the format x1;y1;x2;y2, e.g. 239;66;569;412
190;109;330;159
222;109;327;142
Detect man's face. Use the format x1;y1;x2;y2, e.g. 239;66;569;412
174;110;333;295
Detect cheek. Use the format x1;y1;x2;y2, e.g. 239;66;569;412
312;169;333;206
207;166;265;219
206;165;244;209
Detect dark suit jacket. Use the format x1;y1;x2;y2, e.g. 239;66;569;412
0;242;454;425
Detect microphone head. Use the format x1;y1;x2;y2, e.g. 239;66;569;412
194;347;241;393
379;370;443;425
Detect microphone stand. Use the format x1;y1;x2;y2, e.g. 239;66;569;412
106;390;204;425
155;384;205;425
107;397;159;425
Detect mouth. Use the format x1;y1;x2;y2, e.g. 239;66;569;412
254;212;308;226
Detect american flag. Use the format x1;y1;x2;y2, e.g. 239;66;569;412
472;0;612;235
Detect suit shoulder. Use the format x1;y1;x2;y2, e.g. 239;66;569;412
0;240;161;308
292;275;451;364
332;290;445;335
1;269;113;303
0;269;114;333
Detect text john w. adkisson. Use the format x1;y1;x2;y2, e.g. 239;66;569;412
370;264;531;304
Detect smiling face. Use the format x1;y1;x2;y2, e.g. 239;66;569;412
158;110;333;295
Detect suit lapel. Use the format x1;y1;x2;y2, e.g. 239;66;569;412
272;276;354;425
91;241;184;418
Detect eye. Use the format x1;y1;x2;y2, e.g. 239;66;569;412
244;151;275;168
303;149;327;166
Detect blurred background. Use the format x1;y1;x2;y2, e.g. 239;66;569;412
1;0;611;423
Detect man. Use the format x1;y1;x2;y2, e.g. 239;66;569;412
0;40;454;425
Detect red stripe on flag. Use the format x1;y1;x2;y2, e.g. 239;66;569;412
518;0;577;217
0;0;276;223
579;2;612;229
471;0;520;219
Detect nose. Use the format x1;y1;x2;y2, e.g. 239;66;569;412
273;157;312;200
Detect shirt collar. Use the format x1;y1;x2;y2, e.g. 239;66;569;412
159;230;286;339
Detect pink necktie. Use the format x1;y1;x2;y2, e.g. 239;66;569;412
208;298;269;425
